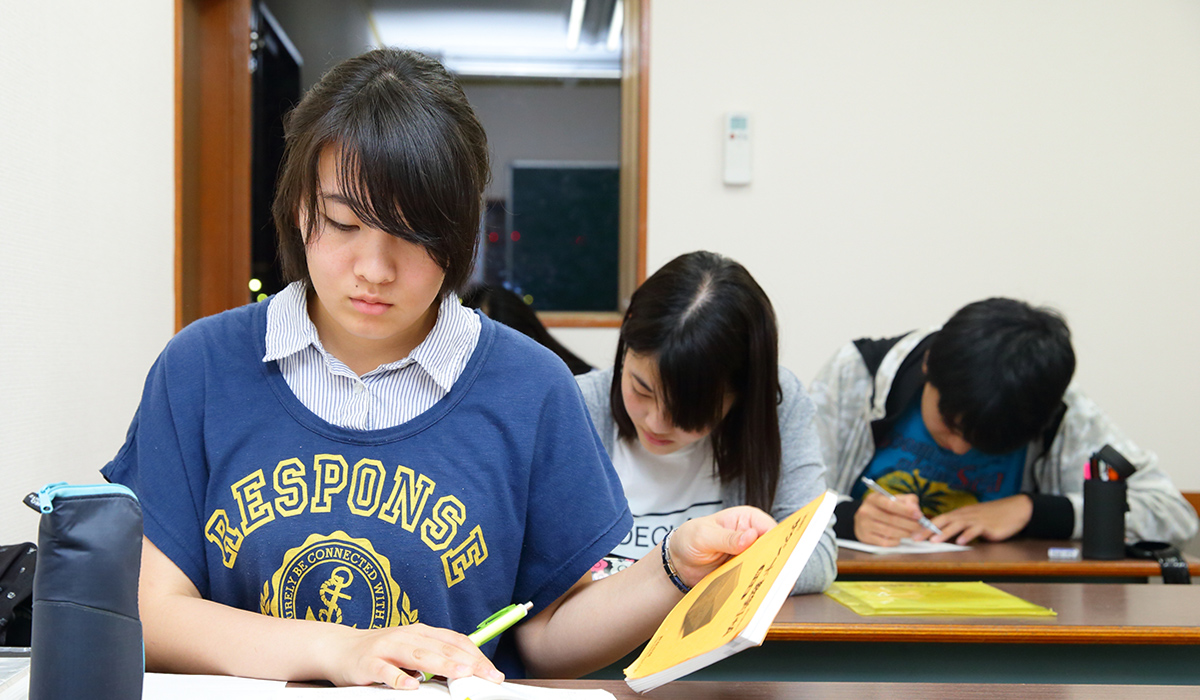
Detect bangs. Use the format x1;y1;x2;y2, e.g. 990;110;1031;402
653;336;738;434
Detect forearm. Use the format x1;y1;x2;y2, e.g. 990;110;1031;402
516;553;681;679
142;586;346;681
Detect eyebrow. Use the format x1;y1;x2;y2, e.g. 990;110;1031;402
320;193;354;206
630;371;656;395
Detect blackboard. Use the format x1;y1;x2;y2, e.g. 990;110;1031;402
507;162;620;312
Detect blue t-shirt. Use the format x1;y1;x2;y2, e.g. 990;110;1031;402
102;301;631;676
852;401;1025;516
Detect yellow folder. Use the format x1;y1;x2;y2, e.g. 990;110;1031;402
825;581;1057;617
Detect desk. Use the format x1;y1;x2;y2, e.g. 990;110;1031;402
837;539;1200;582
533;680;1200;698
588;583;1200;684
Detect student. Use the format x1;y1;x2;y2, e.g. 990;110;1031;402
576;251;836;593
101;49;778;688
810;297;1199;547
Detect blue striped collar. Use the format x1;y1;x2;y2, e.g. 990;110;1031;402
263;281;478;391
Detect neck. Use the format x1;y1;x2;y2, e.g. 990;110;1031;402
309;290;442;376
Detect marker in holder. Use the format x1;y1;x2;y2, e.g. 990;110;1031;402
1082;478;1128;560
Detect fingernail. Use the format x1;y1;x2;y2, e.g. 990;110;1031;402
487;670;505;683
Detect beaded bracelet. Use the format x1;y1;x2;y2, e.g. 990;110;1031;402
660;529;692;594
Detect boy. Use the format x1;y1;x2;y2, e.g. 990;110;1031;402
810;297;1197;546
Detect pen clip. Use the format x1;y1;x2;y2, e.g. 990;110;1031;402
476;603;518;630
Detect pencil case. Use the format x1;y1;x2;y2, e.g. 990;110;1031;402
24;482;144;700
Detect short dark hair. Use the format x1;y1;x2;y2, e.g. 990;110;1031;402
272;48;490;296
610;251;782;511
925;297;1076;454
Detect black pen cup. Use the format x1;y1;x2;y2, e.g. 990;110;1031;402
1082;479;1128;560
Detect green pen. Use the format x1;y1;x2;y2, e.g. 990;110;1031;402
417;601;534;682
469;601;533;646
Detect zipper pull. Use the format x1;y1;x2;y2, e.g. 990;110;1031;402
24;482;68;514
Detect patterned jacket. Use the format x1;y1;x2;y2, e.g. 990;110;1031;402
809;328;1199;545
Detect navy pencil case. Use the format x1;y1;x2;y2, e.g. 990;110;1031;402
24;482;144;700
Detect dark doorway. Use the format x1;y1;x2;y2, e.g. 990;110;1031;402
250;2;302;302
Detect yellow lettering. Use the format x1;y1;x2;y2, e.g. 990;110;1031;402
421;496;464;551
442;525;488;587
231;470;275;536
348;458;386;517
204;509;243;568
378;465;435;531
273;458;308;517
311;454;349;513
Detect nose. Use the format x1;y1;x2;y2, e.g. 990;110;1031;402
643;402;671;434
353;230;397;285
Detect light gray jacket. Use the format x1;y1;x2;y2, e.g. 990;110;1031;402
576;366;838;594
810;329;1199;545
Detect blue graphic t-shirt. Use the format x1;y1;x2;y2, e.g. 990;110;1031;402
851;401;1026;516
102;301;631;677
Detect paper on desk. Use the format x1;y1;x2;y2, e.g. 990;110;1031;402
144;673;287;699
836;537;970;554
283;677;615;700
826;581;1057;617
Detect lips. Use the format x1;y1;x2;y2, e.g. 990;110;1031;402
351;296;392;316
641;430;673;447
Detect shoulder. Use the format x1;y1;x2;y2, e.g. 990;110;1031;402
474;315;580;396
159;301;265;372
575;367;614;411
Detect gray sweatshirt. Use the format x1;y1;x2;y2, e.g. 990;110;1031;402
576;366;838;594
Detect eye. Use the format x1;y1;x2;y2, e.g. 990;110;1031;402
323;214;358;232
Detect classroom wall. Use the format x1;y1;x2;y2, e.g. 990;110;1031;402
1;1;1196;540
0;2;176;540
554;0;1200;491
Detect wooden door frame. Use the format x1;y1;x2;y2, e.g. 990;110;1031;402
176;0;648;330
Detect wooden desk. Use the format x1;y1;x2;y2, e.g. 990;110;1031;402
588;583;1200;685
837;538;1200;582
528;680;1200;699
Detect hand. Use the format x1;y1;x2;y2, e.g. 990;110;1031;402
854;491;925;546
912;494;1033;545
667;506;777;588
322;622;503;689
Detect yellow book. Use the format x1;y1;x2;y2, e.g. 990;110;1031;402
825;581;1057;617
623;491;838;692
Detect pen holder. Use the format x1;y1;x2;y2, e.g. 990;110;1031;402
1082;479;1128;560
25;483;144;700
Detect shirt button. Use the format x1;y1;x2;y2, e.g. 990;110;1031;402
354;383;365;394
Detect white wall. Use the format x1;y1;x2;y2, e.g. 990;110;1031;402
2;2;1196;550
0;2;176;541
563;0;1200;489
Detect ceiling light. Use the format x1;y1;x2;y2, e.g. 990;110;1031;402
566;0;586;50
606;0;623;51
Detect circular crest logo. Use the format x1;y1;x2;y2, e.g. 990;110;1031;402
261;531;415;628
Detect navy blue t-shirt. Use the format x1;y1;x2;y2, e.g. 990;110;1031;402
103;301;631;676
853;401;1025;516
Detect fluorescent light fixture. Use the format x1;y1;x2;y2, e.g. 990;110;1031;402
606;0;623;51
566;0;586;50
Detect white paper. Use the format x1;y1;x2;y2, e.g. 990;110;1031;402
836;537;971;554
282;677;613;700
144;672;287;700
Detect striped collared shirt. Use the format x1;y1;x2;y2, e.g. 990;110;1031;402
263;281;481;430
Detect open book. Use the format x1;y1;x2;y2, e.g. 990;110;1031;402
623;491;838;692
